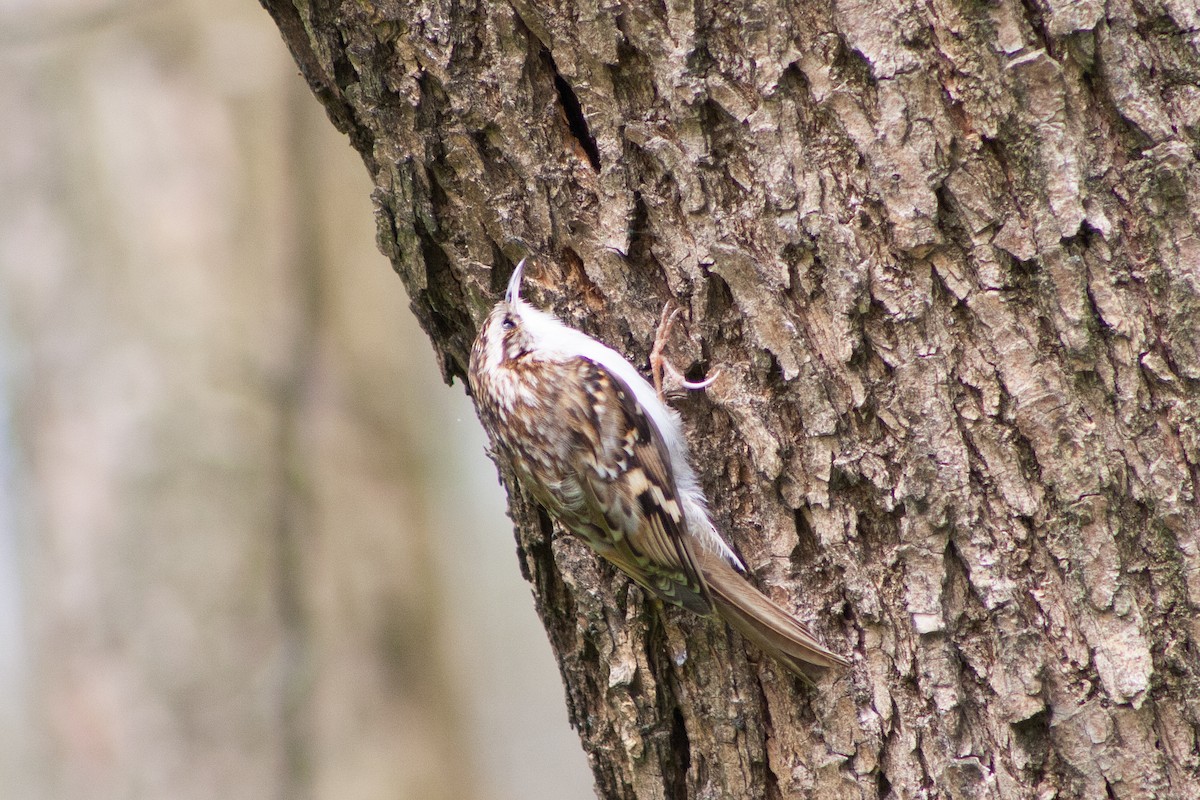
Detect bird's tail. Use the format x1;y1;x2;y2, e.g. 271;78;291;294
699;551;850;683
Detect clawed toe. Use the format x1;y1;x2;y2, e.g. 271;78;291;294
651;301;720;400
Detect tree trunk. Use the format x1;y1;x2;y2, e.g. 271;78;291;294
261;1;1200;797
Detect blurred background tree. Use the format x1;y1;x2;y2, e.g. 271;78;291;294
0;2;592;799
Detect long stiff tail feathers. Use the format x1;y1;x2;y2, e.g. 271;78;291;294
697;550;851;684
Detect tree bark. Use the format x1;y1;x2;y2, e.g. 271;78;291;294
261;1;1200;797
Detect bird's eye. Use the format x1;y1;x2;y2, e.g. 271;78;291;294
501;314;516;331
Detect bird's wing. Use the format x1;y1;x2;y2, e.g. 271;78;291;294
563;356;711;614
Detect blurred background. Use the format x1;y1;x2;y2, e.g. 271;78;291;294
0;1;592;798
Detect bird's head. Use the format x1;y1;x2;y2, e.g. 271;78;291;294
473;258;551;375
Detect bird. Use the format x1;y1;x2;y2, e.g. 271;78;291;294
468;258;850;682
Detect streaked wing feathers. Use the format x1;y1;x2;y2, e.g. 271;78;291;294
570;358;711;614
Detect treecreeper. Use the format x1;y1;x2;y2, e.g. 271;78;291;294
469;259;850;683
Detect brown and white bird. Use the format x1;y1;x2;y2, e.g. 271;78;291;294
469;259;849;682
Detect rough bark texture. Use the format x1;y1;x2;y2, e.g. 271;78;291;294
262;1;1200;797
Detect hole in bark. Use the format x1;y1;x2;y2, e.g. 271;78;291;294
1007;252;1041;283
668;706;691;800
628;190;652;259
579;635;599;669
763;349;785;386
876;769;892;798
536;506;555;539
544;52;601;171
1010;708;1050;778
831;38;876;90
330;30;353;84
792;507;818;563
704;271;734;309
516;506;558;587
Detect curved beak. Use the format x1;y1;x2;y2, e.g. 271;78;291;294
504;258;527;305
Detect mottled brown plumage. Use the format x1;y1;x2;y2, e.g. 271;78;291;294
469;259;849;682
